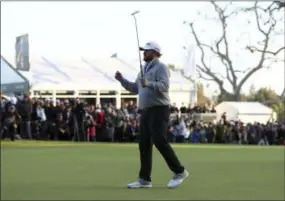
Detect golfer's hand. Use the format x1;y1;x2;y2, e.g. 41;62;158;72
140;78;149;88
115;71;123;81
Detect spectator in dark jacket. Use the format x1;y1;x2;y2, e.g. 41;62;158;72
17;94;32;139
1;105;18;141
114;109;125;142
103;107;116;142
277;124;285;145
180;103;187;114
53;113;69;141
72;99;86;141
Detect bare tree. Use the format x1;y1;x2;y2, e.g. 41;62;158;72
185;1;284;101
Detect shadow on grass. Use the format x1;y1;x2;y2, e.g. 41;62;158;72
91;184;168;191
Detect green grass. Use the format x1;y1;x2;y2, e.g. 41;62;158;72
1;141;284;200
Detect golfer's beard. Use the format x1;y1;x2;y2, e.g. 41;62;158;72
143;56;154;63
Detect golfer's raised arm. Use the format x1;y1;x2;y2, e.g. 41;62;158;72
120;77;139;95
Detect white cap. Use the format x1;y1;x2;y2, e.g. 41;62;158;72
139;41;161;54
10;97;17;105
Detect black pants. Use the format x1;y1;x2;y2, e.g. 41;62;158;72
20;121;32;139
114;126;124;142
139;106;184;182
95;126;103;142
39;121;48;140
78;121;86;141
56;130;70;141
1;123;16;141
71;118;80;141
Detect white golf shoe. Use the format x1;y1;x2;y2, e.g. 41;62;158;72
127;179;152;189
167;170;189;189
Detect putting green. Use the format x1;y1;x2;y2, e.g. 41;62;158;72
1;140;284;149
1;141;284;200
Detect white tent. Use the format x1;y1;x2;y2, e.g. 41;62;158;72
215;101;274;124
2;55;195;108
3;55;195;107
1;56;30;93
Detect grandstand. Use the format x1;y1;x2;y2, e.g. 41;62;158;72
3;55;194;108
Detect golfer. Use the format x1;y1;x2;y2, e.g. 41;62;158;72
115;41;188;189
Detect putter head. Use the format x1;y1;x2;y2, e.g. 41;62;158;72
131;11;140;16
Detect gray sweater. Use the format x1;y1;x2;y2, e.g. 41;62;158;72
120;58;170;110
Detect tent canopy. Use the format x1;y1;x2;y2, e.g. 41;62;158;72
215;101;273;115
3;55;194;91
1;56;30;93
215;101;273;123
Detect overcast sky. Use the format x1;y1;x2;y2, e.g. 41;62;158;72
1;1;284;96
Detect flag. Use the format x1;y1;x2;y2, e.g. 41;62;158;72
189;83;197;106
183;44;196;78
15;34;30;71
183;43;197;105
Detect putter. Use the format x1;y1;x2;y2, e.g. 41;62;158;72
131;10;144;78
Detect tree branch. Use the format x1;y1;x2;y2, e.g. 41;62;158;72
197;70;215;81
187;18;235;93
185;1;283;101
237;1;277;92
196;63;223;86
192;41;235;86
273;1;285;10
211;1;238;89
246;46;285;56
185;21;227;90
197;64;231;96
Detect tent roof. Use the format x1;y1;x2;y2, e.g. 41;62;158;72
3;56;194;91
216;101;273;114
0;56;30;93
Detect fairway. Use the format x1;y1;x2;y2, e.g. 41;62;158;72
1;141;284;200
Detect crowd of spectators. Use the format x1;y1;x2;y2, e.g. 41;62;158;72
1;94;284;145
168;115;285;145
